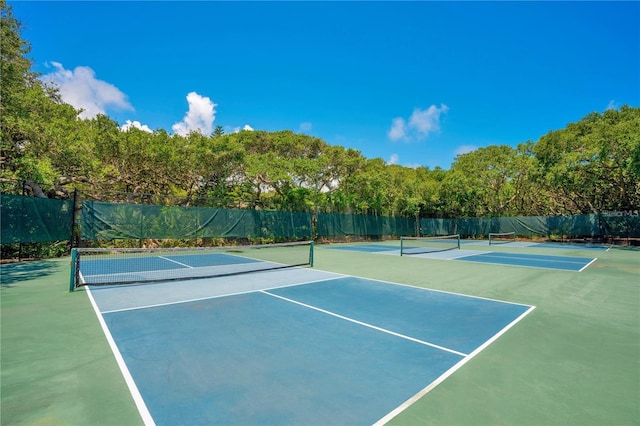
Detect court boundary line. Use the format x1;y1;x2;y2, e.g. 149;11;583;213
455;261;590;273
579;257;599;272
457;254;597;272
530;242;612;252
431;250;492;260
85;287;155;426
261;290;468;357
158;255;193;268
99;274;348;314
373;304;537;425
315;272;533;309
465;252;594;265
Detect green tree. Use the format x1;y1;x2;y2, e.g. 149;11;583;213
440;146;515;217
0;1;82;193
415;166;447;217
533;106;640;214
212;125;225;138
4;1;637;223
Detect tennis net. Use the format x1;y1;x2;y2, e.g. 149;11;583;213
400;235;460;255
488;232;516;245
70;241;314;291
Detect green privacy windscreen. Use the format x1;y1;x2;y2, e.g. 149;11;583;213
0;194;74;243
421;214;640;238
316;212;417;237
81;201;312;241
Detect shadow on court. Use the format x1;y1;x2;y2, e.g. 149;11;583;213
0;260;61;287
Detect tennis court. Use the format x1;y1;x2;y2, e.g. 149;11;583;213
326;236;598;272
454;251;596;271
462;239;612;251
2;241;638;426
82;246;533;425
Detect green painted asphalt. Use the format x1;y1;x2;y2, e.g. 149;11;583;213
1;243;638;425
1;259;142;425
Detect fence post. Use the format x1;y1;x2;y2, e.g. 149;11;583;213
69;189;78;252
18;180;25;260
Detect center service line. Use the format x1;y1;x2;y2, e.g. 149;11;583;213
158;255;193;268
260;290;468;358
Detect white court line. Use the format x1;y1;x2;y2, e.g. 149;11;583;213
158;255;193;268
455;254;595;272
460;261;589;273
100;274;348;314
261;290;468;358
374;304;536;425
579;257;598;272
458;252;598;272
320;273;533;308
444;250;493;260
85;287;155;426
466;252;595;266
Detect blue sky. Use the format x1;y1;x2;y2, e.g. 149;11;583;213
10;1;640;169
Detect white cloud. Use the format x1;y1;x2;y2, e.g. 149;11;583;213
120;120;152;133
388;117;407;141
408;104;449;137
388;104;448;142
455;145;478;156
41;62;133;119
299;122;313;133
172;92;217;136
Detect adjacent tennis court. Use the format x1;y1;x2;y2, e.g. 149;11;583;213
454;251;596;271
326;236;598;272
85;251;534;425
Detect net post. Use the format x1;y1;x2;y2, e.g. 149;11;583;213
69;248;78;292
400;237;404;256
309;241;315;267
456;234;461;249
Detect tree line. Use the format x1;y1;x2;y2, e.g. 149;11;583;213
2;2;639;220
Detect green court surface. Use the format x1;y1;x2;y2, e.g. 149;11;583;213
1;243;639;425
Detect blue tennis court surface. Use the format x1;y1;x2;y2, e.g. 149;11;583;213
89;269;534;425
456;251;596;271
82;253;259;276
524;242;611;251
461;240;611;251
